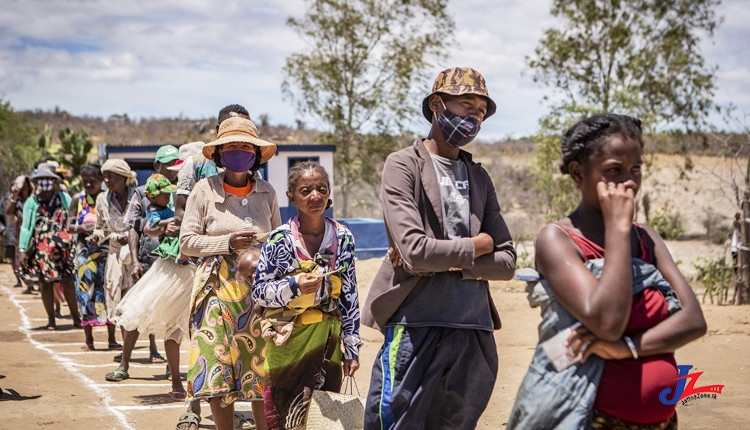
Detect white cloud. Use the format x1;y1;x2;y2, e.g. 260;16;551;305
0;0;748;138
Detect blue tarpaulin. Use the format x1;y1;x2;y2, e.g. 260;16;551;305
338;218;388;260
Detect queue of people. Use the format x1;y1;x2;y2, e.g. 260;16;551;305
0;68;708;430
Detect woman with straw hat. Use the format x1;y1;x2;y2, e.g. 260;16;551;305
18;167;81;330
179;116;281;430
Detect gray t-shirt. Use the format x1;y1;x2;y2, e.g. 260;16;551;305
387;154;494;331
431;154;470;239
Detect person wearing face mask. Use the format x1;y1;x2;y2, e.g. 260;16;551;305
179;116;281;430
362;67;517;429
18;166;82;330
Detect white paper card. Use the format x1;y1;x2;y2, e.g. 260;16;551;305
540;322;583;372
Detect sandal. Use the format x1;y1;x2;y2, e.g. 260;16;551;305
45;324;56;331
81;343;95;351
175;412;200;430
234;412;256;430
105;369;129;382
113;353;122;363
149;352;167;364
108;342;123;351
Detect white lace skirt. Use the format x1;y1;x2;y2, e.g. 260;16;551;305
115;257;194;342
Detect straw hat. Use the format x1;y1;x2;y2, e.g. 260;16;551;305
203;117;277;163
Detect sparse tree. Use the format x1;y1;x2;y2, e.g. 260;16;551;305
529;0;722;218
282;0;454;217
0;99;41;194
53;127;93;192
706;107;750;304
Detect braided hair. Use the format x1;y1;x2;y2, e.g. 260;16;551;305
560;113;643;174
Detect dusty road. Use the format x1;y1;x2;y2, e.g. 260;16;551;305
1;254;749;429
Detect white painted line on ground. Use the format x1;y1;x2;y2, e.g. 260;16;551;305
112;403;256;411
113;404;187;411
96;383;174;388
2;285;137;430
57;350;188;356
69;362;188;369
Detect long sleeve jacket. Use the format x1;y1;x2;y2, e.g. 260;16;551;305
362;139;516;332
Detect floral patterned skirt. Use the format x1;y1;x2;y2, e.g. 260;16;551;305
74;240;109;327
24;219;73;283
187;255;266;406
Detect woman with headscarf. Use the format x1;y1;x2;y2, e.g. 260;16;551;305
88;159;142;336
66;163;120;350
17;167;81;330
179;116;281;430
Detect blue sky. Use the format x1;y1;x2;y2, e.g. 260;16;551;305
1;0;748;142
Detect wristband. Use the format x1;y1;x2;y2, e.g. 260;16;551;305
623;335;638;360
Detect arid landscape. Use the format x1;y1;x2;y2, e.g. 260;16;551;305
1;151;748;429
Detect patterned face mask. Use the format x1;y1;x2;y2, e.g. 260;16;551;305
436;98;481;148
35;179;54;193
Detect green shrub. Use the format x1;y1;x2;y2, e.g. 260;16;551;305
692;256;733;305
650;209;685;240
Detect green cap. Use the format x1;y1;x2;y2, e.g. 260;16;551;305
145;173;177;198
154;145;179;163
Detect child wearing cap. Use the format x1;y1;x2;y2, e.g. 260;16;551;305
143;173;179;258
106;173;194;401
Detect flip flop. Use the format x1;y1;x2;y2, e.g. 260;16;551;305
175;412;200;430
168;391;187;402
81;343;95;351
234;412;256;430
113;353;122;363
108;342;123;351
149;352;167;364
105;369;129;382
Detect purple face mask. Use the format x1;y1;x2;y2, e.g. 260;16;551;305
436;99;481;147
221;149;256;172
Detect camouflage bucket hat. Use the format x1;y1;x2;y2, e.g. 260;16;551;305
144;173;177;198
421;67;497;123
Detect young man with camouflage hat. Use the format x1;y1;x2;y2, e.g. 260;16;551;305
362;67;517;429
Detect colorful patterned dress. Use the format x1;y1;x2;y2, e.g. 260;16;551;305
253;217;362;430
73;193;109;327
181;171;282;407
23;193;74;283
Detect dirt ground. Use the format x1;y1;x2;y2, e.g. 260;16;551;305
0;243;748;429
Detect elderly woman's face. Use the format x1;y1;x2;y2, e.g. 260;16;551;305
103;171;126;190
288;170;329;217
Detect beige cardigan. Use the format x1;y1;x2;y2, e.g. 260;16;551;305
180;171;281;257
